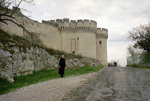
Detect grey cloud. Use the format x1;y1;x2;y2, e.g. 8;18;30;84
108;34;130;42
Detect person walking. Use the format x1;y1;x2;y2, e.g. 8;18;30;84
58;55;66;77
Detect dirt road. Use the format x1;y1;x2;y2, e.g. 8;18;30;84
1;67;150;101
0;72;97;101
65;67;150;101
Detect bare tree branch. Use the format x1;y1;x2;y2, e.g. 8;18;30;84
0;0;43;44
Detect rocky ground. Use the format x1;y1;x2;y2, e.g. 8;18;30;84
0;72;98;101
65;67;150;101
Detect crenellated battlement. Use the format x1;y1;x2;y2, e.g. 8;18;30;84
42;18;108;38
0;7;108;66
96;28;108;39
42;18;97;32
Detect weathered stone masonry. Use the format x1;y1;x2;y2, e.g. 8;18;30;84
0;44;100;82
0;7;108;66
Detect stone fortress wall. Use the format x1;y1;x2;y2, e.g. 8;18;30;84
0;7;108;66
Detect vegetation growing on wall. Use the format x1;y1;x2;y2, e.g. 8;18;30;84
0;28;83;59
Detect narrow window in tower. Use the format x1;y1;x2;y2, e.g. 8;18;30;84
77;37;79;40
99;41;102;44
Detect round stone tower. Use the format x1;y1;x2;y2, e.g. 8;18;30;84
96;28;108;66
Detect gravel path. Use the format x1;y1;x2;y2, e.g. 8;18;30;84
0;72;98;101
65;67;150;101
1;67;150;101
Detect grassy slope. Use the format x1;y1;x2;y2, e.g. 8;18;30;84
0;65;103;95
0;29;83;59
0;29;104;95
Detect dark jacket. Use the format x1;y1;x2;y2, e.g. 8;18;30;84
59;58;66;75
59;58;66;67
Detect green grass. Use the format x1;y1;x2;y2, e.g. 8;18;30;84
65;65;103;76
0;65;103;95
127;64;150;69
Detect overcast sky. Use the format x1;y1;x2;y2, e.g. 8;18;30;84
18;0;150;66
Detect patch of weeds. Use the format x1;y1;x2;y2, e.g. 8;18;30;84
0;65;103;95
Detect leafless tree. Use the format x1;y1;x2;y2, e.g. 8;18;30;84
0;0;33;25
0;0;42;44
